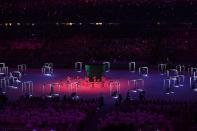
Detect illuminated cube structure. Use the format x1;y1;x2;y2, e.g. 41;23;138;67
0;76;20;91
170;76;180;88
75;62;83;72
42;83;62;97
103;62;110;72
190;76;197;91
22;81;33;96
177;75;185;87
0;63;5;67
18;64;27;75
67;81;80;100
109;80;120;98
0;63;8;77
129;62;136;72
163;78;175;94
128;88;145;101
0;66;8;77
188;67;197;76
139;67;148;77
42;63;53;76
0;78;9;93
176;65;185;75
128;79;144;92
167;69;178;78
158;64;167;75
10;71;22;84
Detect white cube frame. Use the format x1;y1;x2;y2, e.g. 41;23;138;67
163;79;174;94
128;80;137;92
10;71;22;83
136;79;144;90
18;64;27;75
190;76;197;91
158;64;167;75
0;63;5;67
42;66;53;76
128;79;144;92
167;69;178;78
176;65;185;75
2;76;19;89
103;62;110;72
42;83;62;96
67;81;80;95
129;62;136;72
139;67;148;77
109;81;120;97
129;88;145;100
177;75;185;87
188;67;197;76
170;76;179;88
22;81;33;96
75;62;82;72
0;66;8;76
0;78;8;93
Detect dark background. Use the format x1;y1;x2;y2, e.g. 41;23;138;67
0;0;197;67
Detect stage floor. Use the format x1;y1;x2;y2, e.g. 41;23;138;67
3;68;197;102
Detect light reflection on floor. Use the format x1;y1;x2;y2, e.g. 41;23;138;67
3;69;197;101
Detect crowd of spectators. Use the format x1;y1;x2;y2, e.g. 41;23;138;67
0;94;101;130
98;99;197;131
1;93;197;131
0;27;196;67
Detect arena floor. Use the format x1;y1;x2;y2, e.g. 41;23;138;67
3;68;197;102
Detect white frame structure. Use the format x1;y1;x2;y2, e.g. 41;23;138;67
75;62;83;72
67;81;80;95
18;64;27;75
42;65;53;76
190;76;197;91
170;76;179;88
188;67;197;76
128;79;144;92
128;79;137;92
103;62;110;72
176;65;185;75
135;79;144;90
10;71;22;83
158;64;167;75
0;66;8;76
42;83;62;96
1;77;19;90
0;63;5;67
177;75;185;87
22;81;33;96
167;69;178;78
163;79;174;94
109;81;120;97
129;62;136;72
139;67;148;77
0;78;8;93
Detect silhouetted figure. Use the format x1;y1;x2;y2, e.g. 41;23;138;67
125;91;130;102
115;100;119;108
118;94;122;104
50;84;54;95
139;91;145;101
0;93;8;109
98;95;104;108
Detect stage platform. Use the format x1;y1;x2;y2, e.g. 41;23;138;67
2;68;197;102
